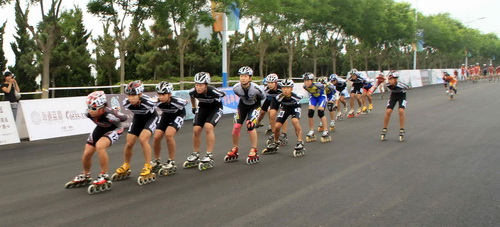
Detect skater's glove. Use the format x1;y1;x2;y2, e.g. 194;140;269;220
191;107;198;115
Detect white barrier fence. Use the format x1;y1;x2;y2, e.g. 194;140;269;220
0;69;455;144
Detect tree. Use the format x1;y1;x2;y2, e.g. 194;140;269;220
10;0;38;95
0;21;7;72
93;22;118;90
16;0;64;99
50;7;93;97
87;0;154;93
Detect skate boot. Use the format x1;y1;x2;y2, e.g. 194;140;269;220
150;158;162;174
183;152;200;169
368;104;373;112
158;160;177;176
380;128;388;141
137;163;156;185
65;172;92;189
329;120;336;131
266;134;275;145
347;109;355;118
305;130;316;142
320;131;332;143
262;141;279;155
449;91;454;100
355;108;362;117
265;125;273;135
255;123;264;128
224;147;239;162
317;122;324;132
279;133;288;146
293;141;306;157
361;106;368;114
399;128;405;142
246;147;260;165
87;173;112;195
336;111;344;121
111;163;131;181
198;153;215;171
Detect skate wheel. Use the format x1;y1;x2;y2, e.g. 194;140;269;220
246;157;251;165
381;135;385;141
293;150;298;158
87;185;96;195
151;174;157;182
64;181;74;189
137;177;144;185
224;155;230;162
182;161;190;168
198;163;204;171
399;136;404;142
106;181;112;191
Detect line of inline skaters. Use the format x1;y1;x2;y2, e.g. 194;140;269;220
459;63;500;83
65;66;409;194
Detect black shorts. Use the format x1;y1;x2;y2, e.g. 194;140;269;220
276;106;301;124
350;84;363;94
234;102;261;125
128;114;158;136
386;93;407;110
156;111;185;132
87;126;121;146
270;98;280;111
193;107;223;127
261;99;272;111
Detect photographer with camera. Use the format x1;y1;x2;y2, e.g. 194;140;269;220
1;71;21;120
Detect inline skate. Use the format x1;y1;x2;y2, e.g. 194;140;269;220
158;160;177;176
361;106;368;114
399;128;405;142
368;104;373;112
266;134;275;145
320;131;331;143
137;163;156;185
305;130;316;142
87;173;112;195
329;120;335;131
150;158;162;174
380;128;388;141
293;141;306;157
198;153;215;171
246;148;260;165
262;141;279;155
317;122;324;132
183;152;200;168
65;173;92;189
347;109;355;118
355;108;362;117
279;133;288;146
224;147;239;162
111;163;131;181
265;125;273;135
336;111;344;121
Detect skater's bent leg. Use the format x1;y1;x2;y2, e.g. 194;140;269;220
384;108;393;129
399;108;405;129
308;106;315;131
274;122;282;143
139;129;153;164
282;119;288;134
232;123;242;148
165;126;177;160
153;129;165;160
82;144;96;173
124;134;137;163
192;126;203;153
318;107;328;132
95;137;112;173
249;129;258;148
292;118;303;141
204;123;215;153
269;109;277;132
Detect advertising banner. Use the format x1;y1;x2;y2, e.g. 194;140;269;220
0;101;20;145
20;97;94;141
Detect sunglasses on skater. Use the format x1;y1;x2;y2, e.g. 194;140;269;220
88;106;102;111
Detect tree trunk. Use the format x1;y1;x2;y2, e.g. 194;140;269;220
179;44;185;90
119;48;125;94
41;51;51;99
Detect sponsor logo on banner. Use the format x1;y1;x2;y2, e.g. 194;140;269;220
0;101;20;145
20;97;94;141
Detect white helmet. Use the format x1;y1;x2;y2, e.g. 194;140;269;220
194;72;211;84
86;91;107;109
156;81;174;94
302;72;315;81
125;80;144;95
238;66;253;76
265;73;279;83
281;79;295;87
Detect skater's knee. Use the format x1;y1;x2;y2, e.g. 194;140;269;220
317;109;325;118
308;109;315;118
232;123;242;136
246;120;255;131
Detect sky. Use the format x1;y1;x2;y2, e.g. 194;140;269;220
1;0;499;67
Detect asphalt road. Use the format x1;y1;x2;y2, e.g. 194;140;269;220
1;82;499;226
